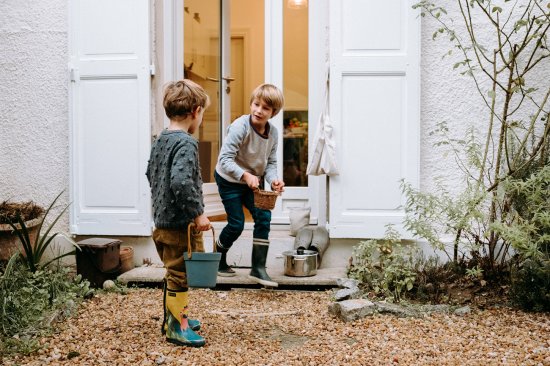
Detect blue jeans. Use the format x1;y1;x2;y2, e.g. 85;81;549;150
214;171;271;249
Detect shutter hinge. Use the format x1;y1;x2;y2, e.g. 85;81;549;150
69;67;77;82
150;64;156;76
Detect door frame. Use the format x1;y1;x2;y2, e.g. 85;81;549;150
162;0;226;217
264;0;328;226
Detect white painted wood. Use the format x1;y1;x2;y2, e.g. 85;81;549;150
268;0;322;224
201;0;228;217
265;0;288;224
69;0;151;235
306;0;329;227
329;0;420;238
171;0;226;218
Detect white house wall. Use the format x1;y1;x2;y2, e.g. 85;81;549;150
0;1;70;226
419;1;489;196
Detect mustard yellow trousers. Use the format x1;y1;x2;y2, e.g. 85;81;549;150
153;227;204;290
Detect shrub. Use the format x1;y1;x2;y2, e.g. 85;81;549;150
0;256;91;356
348;226;419;302
409;0;550;273
510;258;550;312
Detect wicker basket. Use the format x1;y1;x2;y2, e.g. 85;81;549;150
253;189;280;210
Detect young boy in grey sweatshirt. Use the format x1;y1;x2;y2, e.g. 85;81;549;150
214;84;285;287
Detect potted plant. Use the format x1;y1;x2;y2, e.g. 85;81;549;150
0;191;77;272
0;200;45;261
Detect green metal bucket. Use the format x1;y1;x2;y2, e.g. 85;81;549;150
183;224;221;288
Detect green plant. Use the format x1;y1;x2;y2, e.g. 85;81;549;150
492;164;550;260
407;0;550;272
401;177;487;262
6;191;77;273
0;255;91;356
348;226;420;302
509;258;550;311
466;265;484;280
412;256;454;303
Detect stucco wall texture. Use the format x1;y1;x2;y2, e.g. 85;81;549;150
0;1;70;227
1;2;541;233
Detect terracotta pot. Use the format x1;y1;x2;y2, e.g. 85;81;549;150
120;246;135;273
0;217;42;261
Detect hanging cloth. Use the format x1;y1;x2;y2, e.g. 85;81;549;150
306;65;340;176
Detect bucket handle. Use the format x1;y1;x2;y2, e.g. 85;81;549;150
186;223;216;260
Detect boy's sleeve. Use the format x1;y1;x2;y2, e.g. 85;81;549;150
217;120;248;181
170;144;204;219
264;125;279;186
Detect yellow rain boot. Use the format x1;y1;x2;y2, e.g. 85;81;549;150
164;288;205;347
161;281;201;335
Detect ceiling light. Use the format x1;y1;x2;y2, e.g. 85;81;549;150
288;0;308;10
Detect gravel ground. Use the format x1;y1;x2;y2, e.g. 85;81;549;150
5;288;550;366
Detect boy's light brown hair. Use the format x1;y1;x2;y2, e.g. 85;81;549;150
163;79;210;120
249;84;285;118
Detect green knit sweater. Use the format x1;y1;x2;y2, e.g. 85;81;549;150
146;130;204;229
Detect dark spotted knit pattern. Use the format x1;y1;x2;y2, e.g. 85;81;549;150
146;129;204;229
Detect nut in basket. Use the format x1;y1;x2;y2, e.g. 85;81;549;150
253;188;280;210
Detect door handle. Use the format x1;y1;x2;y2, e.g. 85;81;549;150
222;77;235;94
206;77;220;82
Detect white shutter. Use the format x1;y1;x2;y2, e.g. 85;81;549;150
69;0;151;235
328;0;420;239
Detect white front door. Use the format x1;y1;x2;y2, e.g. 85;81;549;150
328;0;421;238
69;0;151;235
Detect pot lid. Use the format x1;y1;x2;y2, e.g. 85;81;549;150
282;250;318;257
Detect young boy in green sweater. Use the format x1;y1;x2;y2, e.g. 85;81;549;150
146;79;211;347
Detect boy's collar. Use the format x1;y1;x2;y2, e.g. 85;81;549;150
248;115;270;138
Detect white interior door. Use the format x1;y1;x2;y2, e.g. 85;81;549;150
69;0;151;235
328;0;420;238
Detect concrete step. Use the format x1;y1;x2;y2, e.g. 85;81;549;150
117;265;347;287
116;225;354;288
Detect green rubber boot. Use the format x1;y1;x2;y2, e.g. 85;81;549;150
217;240;236;277
248;240;278;287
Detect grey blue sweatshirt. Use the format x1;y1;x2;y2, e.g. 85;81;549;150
215;114;279;186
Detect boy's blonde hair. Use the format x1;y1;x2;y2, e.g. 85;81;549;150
249;84;284;117
163;79;210;120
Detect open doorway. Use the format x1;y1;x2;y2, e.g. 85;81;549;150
178;0;312;224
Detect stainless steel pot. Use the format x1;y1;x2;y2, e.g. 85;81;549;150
283;249;318;277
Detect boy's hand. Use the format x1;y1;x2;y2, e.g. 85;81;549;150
271;180;285;193
194;214;211;231
242;172;260;189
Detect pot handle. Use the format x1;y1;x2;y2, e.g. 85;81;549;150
291;257;306;265
187;223;216;260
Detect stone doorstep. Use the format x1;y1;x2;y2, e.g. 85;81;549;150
117;266;347;287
